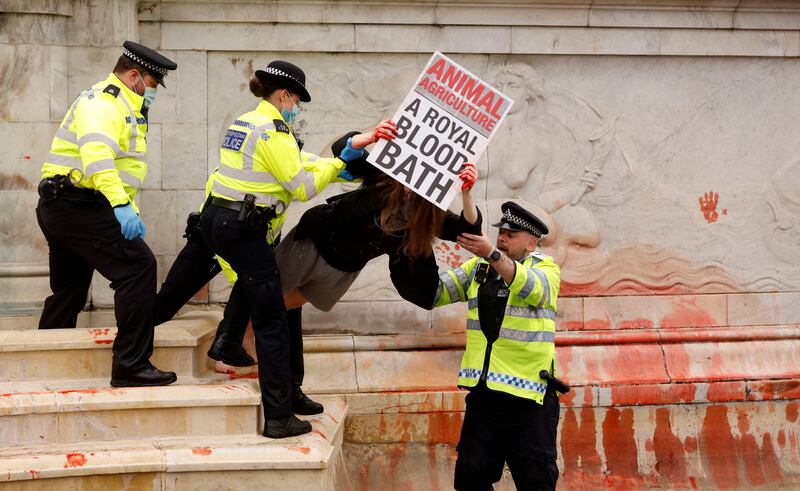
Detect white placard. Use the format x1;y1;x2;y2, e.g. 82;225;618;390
367;52;513;210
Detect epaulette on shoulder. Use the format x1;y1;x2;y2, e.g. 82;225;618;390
102;84;121;98
273;119;291;134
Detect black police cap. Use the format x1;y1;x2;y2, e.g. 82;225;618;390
122;41;177;87
255;60;311;102
492;201;549;238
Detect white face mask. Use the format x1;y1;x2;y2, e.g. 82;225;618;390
280;92;300;123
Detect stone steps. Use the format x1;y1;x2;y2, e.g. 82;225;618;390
0;396;348;490
1;382;261;448
0;311;219;381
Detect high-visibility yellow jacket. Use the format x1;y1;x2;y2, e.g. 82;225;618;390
434;252;561;404
207;100;350;283
207;99;346;243
41;73;148;212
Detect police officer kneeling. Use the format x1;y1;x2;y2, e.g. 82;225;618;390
36;41;177;387
432;202;567;491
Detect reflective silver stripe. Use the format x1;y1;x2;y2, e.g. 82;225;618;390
468;297;478;310
55;127;78;144
116;93;140;153
212;180;285;208
45;152;81;167
118;170;142;189
518;272;537;301
433;281;444;306
453;267;469;292
241;122;276;171
466;319;481;330
505;305;557;321
440;272;460;303
499;327;555;343
299;171;318;199
60;87;102;132
85;159;116;176
78;132;145;159
530;268;551;308
305;154;319;163
217;164;278;184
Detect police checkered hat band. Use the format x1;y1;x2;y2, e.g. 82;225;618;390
502;209;544;237
123;48;169;77
262;66;302;85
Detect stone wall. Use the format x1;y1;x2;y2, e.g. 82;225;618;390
2;0;800;333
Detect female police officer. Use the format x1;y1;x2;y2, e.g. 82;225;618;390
200;60;355;438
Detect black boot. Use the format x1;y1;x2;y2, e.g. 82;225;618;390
111;361;177;387
207;282;256;367
292;386;324;415
263;415;312;438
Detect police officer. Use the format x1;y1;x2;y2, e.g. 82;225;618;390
201;60;361;438
36;41;177;387
432;202;565;491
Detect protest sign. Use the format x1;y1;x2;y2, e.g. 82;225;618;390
367;52;513;210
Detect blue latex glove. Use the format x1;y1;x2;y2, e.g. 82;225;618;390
113;204;145;240
338;168;356;181
339;137;365;162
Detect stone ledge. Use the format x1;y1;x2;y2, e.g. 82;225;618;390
0;396;345;483
0;311;220;351
0;382;260;416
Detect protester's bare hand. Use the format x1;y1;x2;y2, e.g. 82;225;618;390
457;232;493;258
459;162;478;191
351;119;397;149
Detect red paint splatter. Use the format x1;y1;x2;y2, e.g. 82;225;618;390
94;339;113;344
58;388;98;395
653;407;688;486
735;410;765;486
425;412;463;445
602;407;640;480
561;408;601;477
699;191;720;224
28;470;39;479
684;436;698;453
786;401;798;423
722;209;728;215
778;430;786;448
618;317;654;329
660;298;719;328
312;429;327;440
700;405;739;488
228;372;259;380
560;320;584;331
191;447;212;456
288;446;311;454
65;453;87;468
760;433;784;484
584;314;611;330
23;155;32;160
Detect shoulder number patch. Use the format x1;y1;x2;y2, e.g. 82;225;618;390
103;84;120;97
222;129;247;151
273;119;290;134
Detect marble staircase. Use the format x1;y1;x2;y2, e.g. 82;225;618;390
0;311;351;490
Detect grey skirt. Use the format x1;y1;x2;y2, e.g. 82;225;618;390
275;227;361;312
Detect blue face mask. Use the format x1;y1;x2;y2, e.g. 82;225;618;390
143;87;157;108
280;95;299;123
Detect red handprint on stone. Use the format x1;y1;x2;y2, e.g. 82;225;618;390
699;191;720;224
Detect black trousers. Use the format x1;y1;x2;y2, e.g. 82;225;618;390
154;234;221;326
201;204;292;419
454;388;560;491
35;195;157;370
155;226;305;387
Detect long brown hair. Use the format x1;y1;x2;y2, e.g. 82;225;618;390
377;177;445;258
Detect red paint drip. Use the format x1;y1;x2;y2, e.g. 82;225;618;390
700;405;739;488
28;470;39;479
653;408;688;486
602;407;640;481
288;446;311;455
618;317;654;329
94;339;113;344
786;401;798;423
191;447;212;456
560;408;601;477
65;453;87;468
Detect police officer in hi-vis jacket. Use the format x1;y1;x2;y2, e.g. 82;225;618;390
36;41;177;388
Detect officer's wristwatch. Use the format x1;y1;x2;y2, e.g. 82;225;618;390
486;249;502;262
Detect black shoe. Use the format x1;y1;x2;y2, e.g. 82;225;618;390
292;388;324;415
110;363;177;387
263;415;312;438
207;341;256;367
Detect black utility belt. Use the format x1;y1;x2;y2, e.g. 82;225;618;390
38;175;98;202
210;195;281;230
